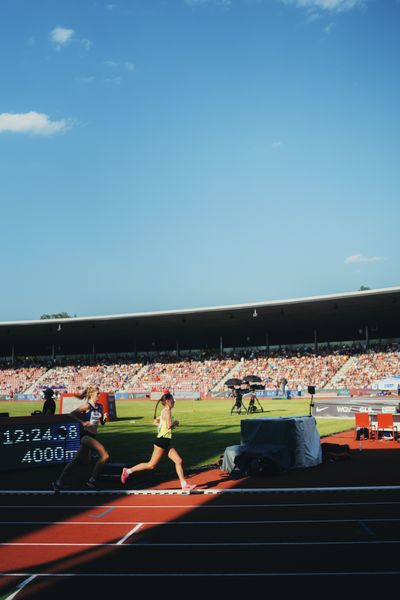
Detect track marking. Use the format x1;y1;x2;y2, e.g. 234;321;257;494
359;521;375;536
2;540;400;547
2;485;400;495
90;508;115;518
4;574;37;600
2;518;400;525
2;501;400;509
2;571;400;577
116;522;143;545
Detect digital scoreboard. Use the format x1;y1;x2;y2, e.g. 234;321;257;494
0;414;81;471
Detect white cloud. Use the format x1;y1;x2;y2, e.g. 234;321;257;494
78;75;96;84
50;26;74;47
104;60;135;72
104;60;119;68
324;22;334;33
279;0;366;13
50;27;92;51
344;254;385;264
0;112;68;136
106;3;117;9
304;11;323;22
81;38;93;51
271;141;283;149
185;0;211;5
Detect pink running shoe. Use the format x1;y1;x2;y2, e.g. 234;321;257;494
181;482;196;491
121;467;130;485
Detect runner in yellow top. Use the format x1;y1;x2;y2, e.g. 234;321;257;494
121;391;196;490
156;404;173;439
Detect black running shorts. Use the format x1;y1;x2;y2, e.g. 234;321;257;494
154;437;171;450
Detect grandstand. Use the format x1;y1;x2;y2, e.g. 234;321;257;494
125;354;238;396
0;343;399;399
0;288;399;398
235;349;350;391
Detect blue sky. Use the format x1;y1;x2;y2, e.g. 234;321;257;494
1;0;399;321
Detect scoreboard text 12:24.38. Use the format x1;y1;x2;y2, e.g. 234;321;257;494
0;414;81;471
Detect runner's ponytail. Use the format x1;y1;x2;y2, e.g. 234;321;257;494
153;399;161;420
153;391;173;420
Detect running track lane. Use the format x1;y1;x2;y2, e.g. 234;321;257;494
1;488;400;597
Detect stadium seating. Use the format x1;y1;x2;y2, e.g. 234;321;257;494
0;343;398;397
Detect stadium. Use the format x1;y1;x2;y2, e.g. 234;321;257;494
1;286;399;399
1;288;400;596
2;0;400;593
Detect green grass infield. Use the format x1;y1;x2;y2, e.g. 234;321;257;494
0;398;352;489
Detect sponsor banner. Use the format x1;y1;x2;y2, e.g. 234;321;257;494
259;390;301;398
313;400;400;418
174;391;200;399
0;395;11;401
371;376;400;391
115;392;147;399
259;390;280;398
149;391;200;400
212;390;296;399
14;394;41;401
349;388;374;397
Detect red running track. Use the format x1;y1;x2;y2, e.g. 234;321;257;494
1;430;400;597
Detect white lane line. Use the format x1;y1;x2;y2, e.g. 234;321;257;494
116;523;143;545
2;571;400;577
2;518;400;525
1;485;400;495
2;540;400;547
4;574;37;600
2;501;400;509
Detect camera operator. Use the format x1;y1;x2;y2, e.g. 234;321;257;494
231;387;244;415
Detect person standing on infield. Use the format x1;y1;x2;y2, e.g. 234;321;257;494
121;391;196;491
42;388;56;415
52;386;109;491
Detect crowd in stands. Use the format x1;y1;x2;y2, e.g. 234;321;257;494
0;356;142;397
236;348;349;391
33;360;143;395
126;353;238;396
0;343;398;397
333;343;400;388
0;363;47;396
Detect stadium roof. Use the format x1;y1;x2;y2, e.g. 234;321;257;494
1;287;399;357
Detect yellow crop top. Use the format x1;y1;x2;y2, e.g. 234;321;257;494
157;411;172;439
